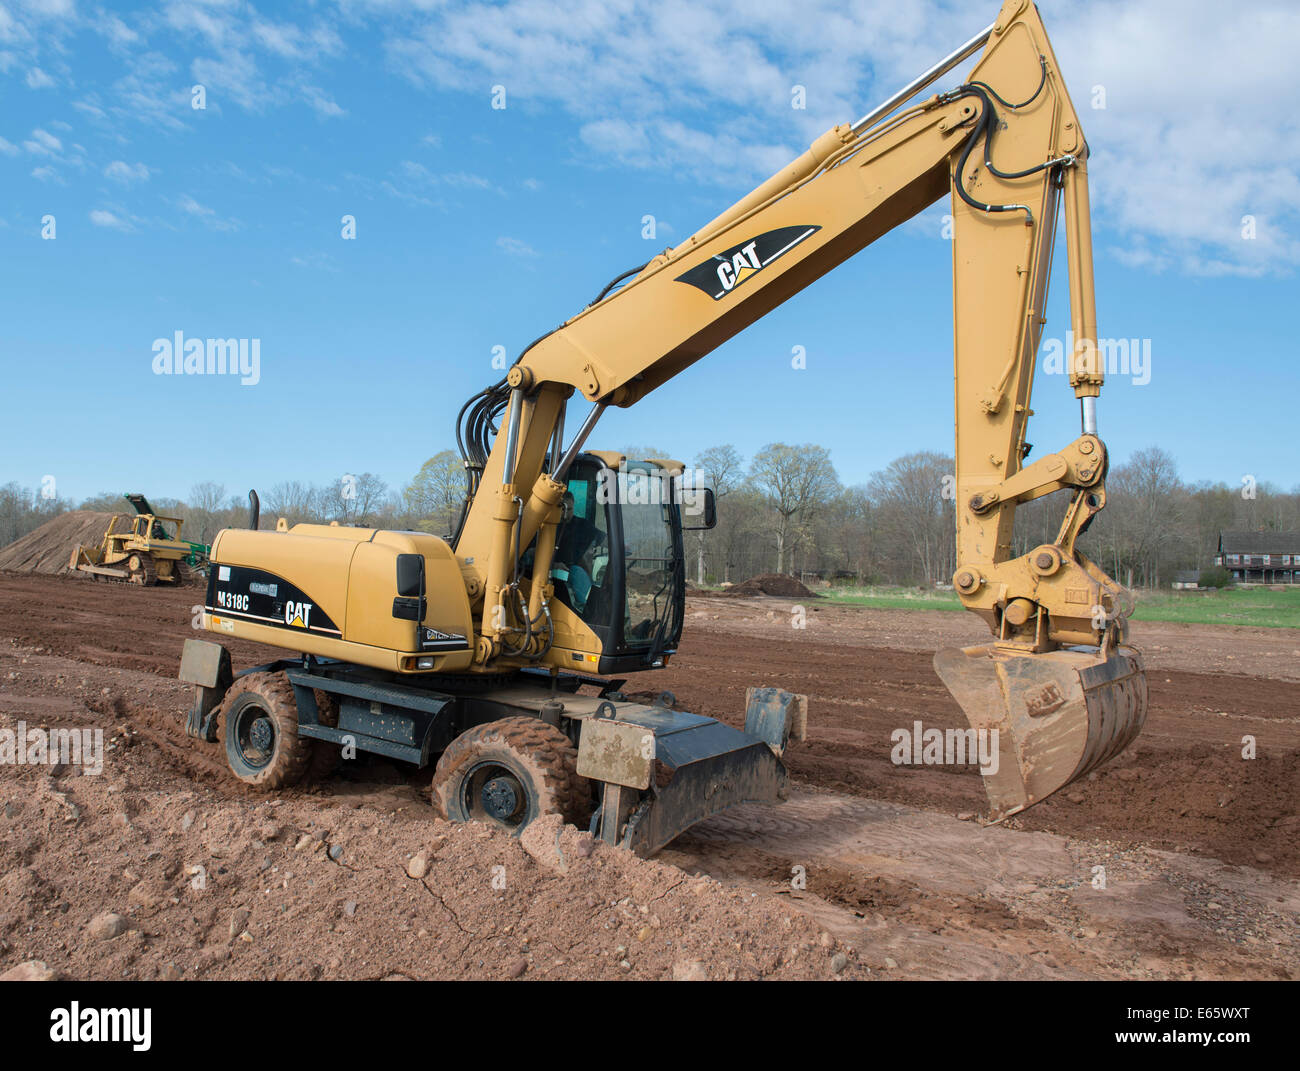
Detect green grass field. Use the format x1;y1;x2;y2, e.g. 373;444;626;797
816;584;1300;629
820;586;963;612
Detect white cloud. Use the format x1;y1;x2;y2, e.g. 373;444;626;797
0;0;1293;276
0;136;18;156
252;19;342;61
23;127;62;155
579;116;790;183
299;84;344;118
1050;0;1300;276
382;161;502;205
164;1;231;47
191;47;267;112
176;194;239;231
72;96;108;121
289;251;339;271
381;0;1300;276
383;0;932;166
90;208;131;230
97;14;139;49
104;160;150;183
25;66;54;88
497;236;539;258
178;194;213;217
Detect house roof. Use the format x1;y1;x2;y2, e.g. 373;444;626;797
1218;530;1300;555
1173;570;1200;583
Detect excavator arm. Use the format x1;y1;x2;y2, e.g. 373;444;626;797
454;0;1147;818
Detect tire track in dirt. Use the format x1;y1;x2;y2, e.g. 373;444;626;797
659;789;1300;980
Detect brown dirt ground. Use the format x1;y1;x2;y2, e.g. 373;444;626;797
644;596;1300;878
0;571;1296;980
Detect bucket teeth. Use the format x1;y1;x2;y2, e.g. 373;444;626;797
934;643;1147;820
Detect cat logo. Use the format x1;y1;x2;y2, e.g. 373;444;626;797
675;225;821;300
717;240;761;292
285;600;313;628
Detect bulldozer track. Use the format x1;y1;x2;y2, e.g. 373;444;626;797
131;554;157;586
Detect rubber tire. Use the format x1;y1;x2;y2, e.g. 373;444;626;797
432;716;589;833
220;672;312;790
304;690;341;783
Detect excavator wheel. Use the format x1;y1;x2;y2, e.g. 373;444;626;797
219;672;312;790
431;716;589;834
304;690;342;783
171;561;192;587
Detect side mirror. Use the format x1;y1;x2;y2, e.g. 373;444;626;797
682;487;717;531
393;553;426;621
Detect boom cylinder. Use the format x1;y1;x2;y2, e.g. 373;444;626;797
851;22;995;134
1063;160;1103;400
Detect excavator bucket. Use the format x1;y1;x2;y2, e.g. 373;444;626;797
934;644;1147;820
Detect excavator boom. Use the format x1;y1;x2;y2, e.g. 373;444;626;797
454;0;1147;817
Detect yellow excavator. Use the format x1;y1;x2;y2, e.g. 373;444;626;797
180;0;1146;854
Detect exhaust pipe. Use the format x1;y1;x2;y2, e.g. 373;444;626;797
248;489;260;531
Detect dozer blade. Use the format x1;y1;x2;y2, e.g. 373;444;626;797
934;643;1147;820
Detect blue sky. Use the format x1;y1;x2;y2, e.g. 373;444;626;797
2;0;1298;506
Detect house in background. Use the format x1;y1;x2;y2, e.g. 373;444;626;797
1214;531;1300;584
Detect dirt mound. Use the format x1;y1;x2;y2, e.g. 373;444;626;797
725;573;816;598
0;511;114;574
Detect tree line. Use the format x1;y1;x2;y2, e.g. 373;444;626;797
2;445;1294;589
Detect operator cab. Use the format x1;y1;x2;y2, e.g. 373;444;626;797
546;454;714;673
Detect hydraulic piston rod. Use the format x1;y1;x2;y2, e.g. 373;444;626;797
852;22;995;135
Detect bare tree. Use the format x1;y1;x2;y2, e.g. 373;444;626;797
184;481;230;543
262;481;318;527
866;451;955;585
692;444;743;584
1103;446;1187;587
825;486;876;583
0;482;61;545
750;443;839;574
320;472;388;526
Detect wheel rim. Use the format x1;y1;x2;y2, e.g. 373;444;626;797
462;761;529;828
233;703;277;769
